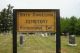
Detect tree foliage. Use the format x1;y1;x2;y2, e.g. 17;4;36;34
0;4;13;33
61;16;80;35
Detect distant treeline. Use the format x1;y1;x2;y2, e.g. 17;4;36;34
61;16;80;35
0;4;80;35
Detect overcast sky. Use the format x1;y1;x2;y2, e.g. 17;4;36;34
0;0;80;17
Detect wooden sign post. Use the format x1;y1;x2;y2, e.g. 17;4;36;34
13;9;61;53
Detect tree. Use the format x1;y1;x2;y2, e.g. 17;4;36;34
0;8;8;33
0;14;1;33
76;18;80;35
6;4;13;31
68;16;77;35
0;4;13;33
60;17;70;34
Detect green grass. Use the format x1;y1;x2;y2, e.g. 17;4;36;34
0;33;80;53
61;36;80;53
0;33;12;53
17;35;56;53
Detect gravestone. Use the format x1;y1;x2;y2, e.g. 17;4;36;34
20;33;24;46
68;35;77;46
55;33;56;41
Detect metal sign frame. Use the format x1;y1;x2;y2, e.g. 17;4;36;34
13;9;61;53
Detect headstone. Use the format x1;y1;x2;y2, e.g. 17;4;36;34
3;32;7;35
55;33;56;41
20;33;24;46
45;33;48;37
68;35;77;46
41;33;45;37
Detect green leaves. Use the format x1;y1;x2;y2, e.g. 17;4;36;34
61;16;80;35
0;4;13;33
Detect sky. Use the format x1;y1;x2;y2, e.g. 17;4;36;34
0;0;80;17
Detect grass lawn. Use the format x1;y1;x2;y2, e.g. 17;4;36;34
0;33;12;53
0;33;80;53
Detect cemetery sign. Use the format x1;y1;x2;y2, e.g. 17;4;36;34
17;11;56;32
13;9;61;53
